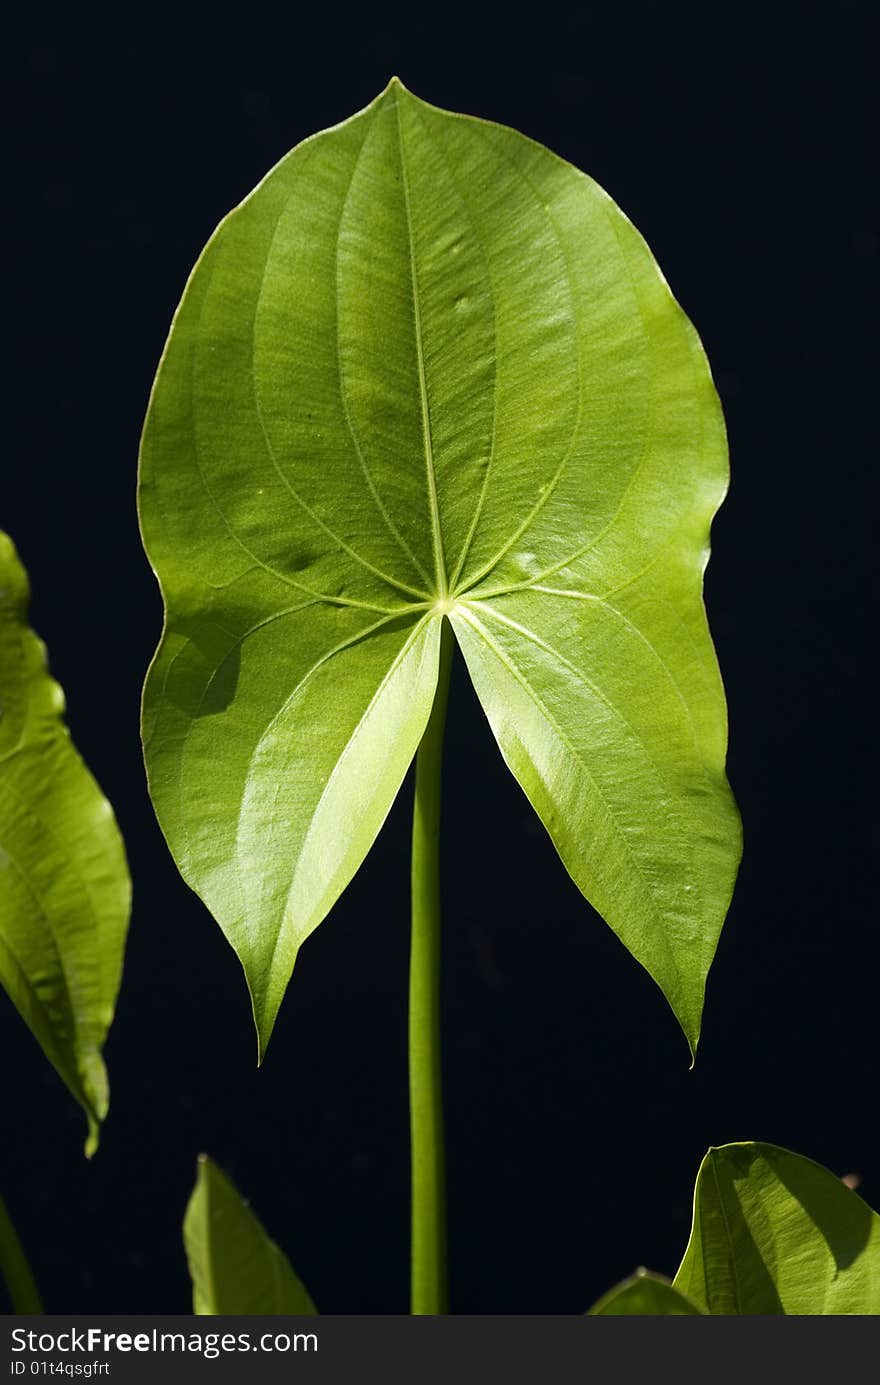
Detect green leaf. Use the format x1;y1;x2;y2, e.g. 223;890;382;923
139;78;740;1055
588;1269;704;1315
0;1188;43;1313
184;1155;317;1314
0;532;130;1154
674;1142;880;1314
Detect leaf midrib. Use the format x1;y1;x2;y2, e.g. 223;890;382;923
334;118;435;593
226;609;425;961
393;95;448;598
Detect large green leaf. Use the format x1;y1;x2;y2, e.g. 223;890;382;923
588;1270;703;1315
184;1155;316;1314
139;78;740;1055
674;1142;880;1314
0;532;130;1153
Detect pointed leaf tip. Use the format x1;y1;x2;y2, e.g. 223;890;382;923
84;1116;99;1159
376;76;408;105
588;1270;704;1315
184;1157;317;1315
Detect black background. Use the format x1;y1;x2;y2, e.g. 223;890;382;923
2;8;877;1314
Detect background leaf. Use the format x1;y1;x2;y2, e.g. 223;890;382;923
0;1188;43;1313
674;1142;880;1314
140;79;739;1054
0;532;130;1154
184;1155;316;1314
588;1269;703;1315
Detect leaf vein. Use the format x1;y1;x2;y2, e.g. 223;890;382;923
250;184;432;601
457;604;686;991
453;123;583;593
394;96;447;595
334;125;435;589
185;254;427;605
404;104;500;593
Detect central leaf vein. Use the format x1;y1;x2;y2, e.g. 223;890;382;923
394;97;448;597
335;125;435;591
403;104;500;594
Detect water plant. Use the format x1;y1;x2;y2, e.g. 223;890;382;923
139;79;740;1313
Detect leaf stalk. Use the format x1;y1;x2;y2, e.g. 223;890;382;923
409;616;454;1314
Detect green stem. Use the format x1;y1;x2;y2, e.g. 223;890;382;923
409;616;454;1315
0;1191;42;1314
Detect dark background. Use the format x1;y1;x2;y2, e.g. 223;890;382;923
2;9;877;1313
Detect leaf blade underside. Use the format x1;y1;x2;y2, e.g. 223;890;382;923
140;79;740;1054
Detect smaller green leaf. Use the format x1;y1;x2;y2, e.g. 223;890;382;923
0;532;130;1154
0;1189;42;1314
588;1269;703;1315
184;1155;317;1315
674;1142;880;1314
